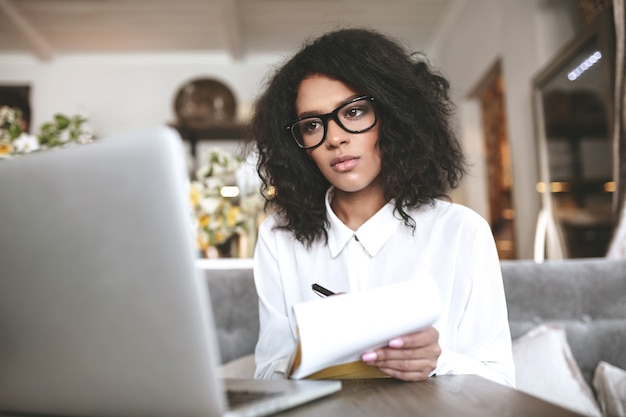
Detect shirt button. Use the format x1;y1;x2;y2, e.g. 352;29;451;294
354;235;359;242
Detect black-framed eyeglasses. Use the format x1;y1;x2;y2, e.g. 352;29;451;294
285;96;377;150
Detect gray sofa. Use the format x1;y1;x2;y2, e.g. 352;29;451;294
203;257;626;386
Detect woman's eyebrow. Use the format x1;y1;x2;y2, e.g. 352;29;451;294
296;110;322;119
296;94;362;118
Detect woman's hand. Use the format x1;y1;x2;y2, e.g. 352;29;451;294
361;326;441;381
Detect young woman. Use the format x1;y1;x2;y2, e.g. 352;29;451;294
246;28;515;386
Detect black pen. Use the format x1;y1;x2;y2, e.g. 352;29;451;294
312;283;336;298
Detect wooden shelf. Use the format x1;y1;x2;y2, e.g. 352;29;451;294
169;122;248;157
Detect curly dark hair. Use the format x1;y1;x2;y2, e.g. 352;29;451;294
246;28;466;246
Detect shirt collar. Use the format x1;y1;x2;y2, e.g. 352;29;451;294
325;188;401;258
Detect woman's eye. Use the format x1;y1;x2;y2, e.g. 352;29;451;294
301;120;322;135
343;107;365;119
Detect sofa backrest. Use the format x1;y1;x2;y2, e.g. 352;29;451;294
203;267;259;364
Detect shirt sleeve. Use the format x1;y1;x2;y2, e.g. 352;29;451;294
253;218;297;379
433;215;516;387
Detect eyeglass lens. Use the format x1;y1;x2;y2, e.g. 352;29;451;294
290;98;376;149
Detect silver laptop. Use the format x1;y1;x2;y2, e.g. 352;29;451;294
0;127;340;417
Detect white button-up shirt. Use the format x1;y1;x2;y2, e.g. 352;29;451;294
253;190;515;387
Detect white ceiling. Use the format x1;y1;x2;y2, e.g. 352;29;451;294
0;0;457;60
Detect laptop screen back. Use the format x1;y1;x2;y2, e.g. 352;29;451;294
0;127;227;417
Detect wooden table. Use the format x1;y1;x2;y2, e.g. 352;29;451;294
274;375;585;417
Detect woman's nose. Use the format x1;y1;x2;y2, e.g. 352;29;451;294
324;119;349;148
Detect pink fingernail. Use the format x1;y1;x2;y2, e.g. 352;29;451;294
362;352;377;362
389;338;404;348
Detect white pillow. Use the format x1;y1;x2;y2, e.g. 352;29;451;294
513;323;601;417
593;361;626;417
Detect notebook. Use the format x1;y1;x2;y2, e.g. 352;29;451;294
0;126;340;417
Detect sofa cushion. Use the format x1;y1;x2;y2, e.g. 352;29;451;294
513;323;601;417
593;361;626;417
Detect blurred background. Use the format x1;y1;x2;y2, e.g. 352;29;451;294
1;0;622;260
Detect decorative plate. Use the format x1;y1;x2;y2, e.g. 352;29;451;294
174;78;237;129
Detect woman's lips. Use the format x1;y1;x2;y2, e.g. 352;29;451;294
330;156;359;172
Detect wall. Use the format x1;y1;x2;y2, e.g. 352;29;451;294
428;0;580;259
0;52;283;138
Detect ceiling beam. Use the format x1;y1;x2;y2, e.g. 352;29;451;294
0;0;53;60
217;0;244;60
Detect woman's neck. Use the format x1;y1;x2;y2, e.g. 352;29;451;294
330;185;387;231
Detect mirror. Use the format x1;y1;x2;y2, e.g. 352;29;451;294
533;8;616;258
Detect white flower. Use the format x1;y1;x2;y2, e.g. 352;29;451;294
196;147;241;178
1;108;96;160
12;133;40;153
77;126;94;144
203;177;223;194
189;147;263;253
212;164;226;176
199;196;221;214
195;164;209;179
0;106;17;125
236;153;261;196
58;129;71;143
